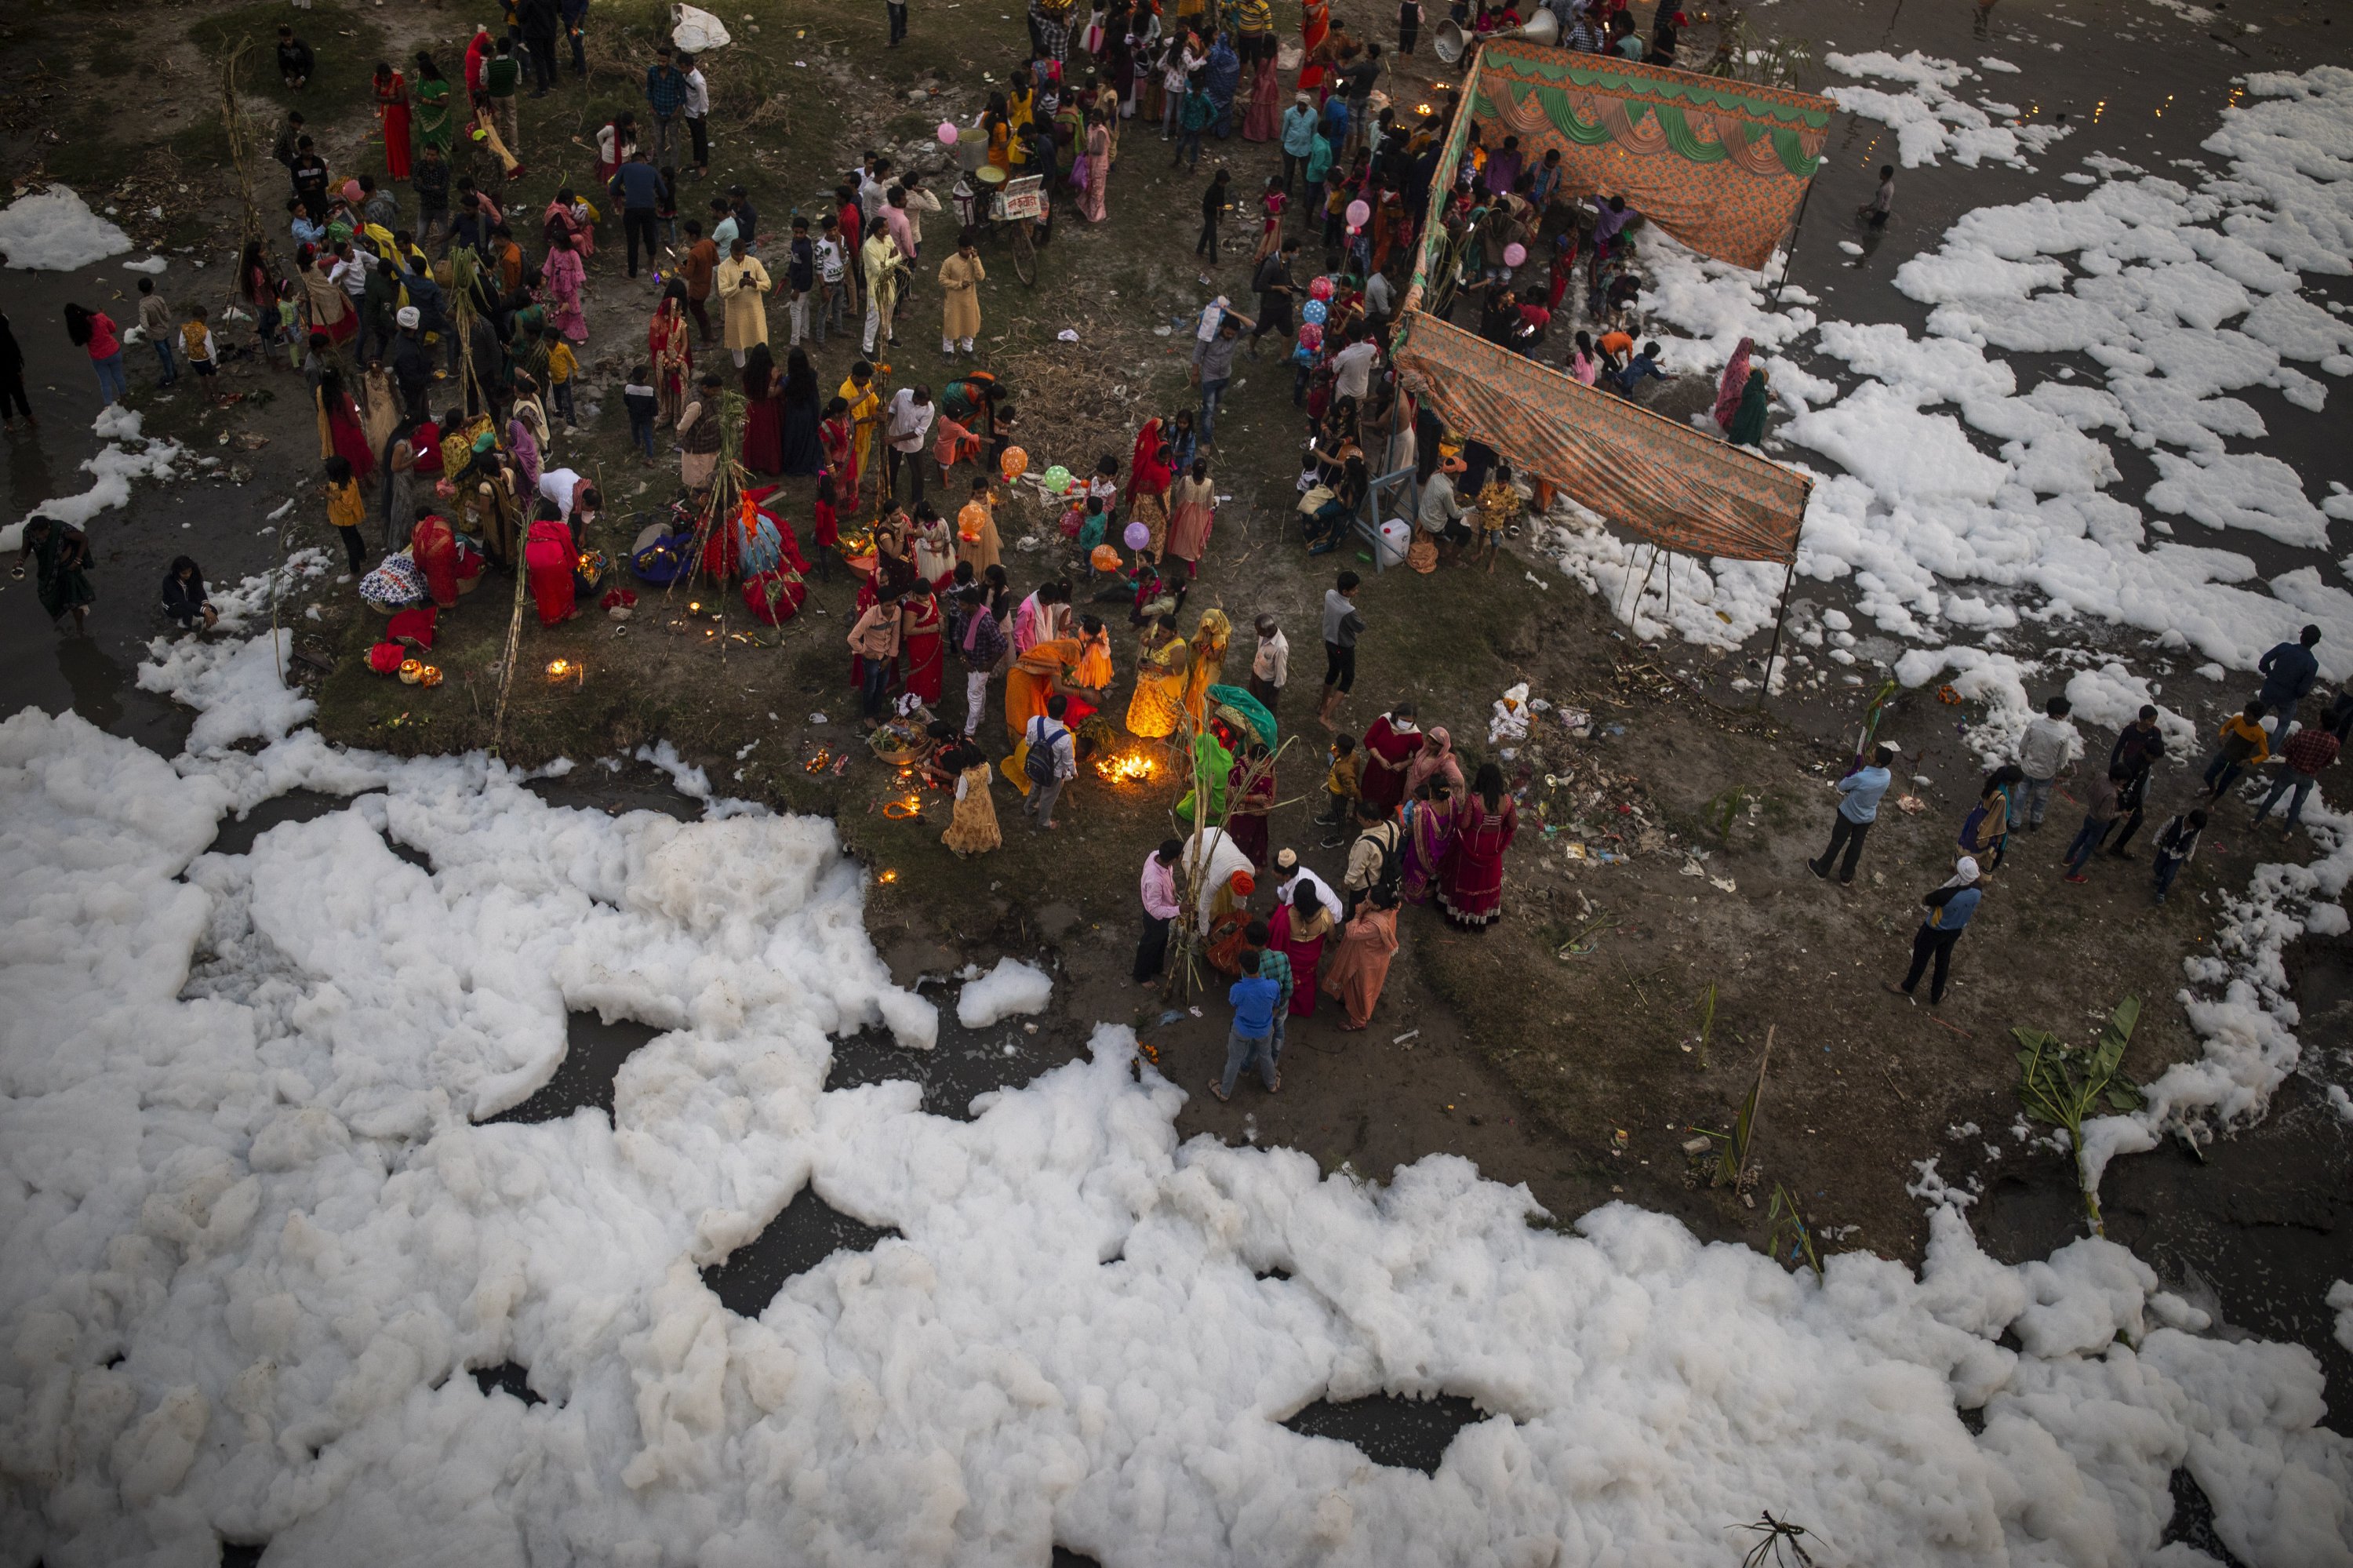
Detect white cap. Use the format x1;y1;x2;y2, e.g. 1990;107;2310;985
396;306;421;328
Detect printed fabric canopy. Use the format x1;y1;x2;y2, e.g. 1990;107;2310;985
1395;41;1819;563
1393;314;1810;562
1466;41;1833;271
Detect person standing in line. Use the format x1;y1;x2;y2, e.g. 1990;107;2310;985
644;44;688;166
609;148;663;279
2151;808;2207;904
954;580;1008;736
938;234;985;356
2060;766;2122;882
1807;744;1894;885
1885;857;1981;1007
2012;695;2077;831
1209;948;1282;1101
886;0;911;46
136;278;178;388
679;51;711;178
518;0;561;94
1136;838;1184;984
848;580;906;727
2252;722;2338;834
1316;568;1363;729
885;383;935;511
2202;701;2271;800
1020;693;1077;830
1250;614;1288;713
2255;625;2322;732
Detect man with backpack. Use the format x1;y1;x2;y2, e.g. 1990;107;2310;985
1343;796;1402;920
1021;693;1077;831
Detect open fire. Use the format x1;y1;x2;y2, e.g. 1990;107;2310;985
1095;751;1158;785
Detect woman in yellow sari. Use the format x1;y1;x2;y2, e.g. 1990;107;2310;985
1127;602;1192;739
1182;608;1232;726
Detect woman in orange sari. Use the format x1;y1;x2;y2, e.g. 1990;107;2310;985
411;511;460;608
1003;637;1097;747
1322;888;1401;1028
1180;607;1231;726
1299;0;1334;94
374;63;413;180
649;285;693;429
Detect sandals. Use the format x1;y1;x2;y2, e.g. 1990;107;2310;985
1206;1080;1230;1102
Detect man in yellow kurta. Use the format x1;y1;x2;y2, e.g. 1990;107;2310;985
860;228;905;357
838;361;882;509
715;237;770;367
938;238;986;357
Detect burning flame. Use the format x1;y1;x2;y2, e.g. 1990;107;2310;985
545;659;573;680
878;868;900;884
1095;751;1158;784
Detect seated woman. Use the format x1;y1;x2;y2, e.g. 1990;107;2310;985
162;557;218;631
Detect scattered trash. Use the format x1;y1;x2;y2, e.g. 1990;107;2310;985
1680;857;1707;877
1391;1029;1420;1046
1894;794;1927;813
1056;329;1080;342
809;712;828;724
1709;875;1739;893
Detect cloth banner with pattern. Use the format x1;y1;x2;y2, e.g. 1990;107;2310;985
1393;311;1810;563
1467;41;1833;271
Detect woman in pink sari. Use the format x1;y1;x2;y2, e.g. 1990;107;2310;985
1399;780;1456;904
1403;726;1464;799
1268;881;1336;1017
1243;53;1282;141
1081;111;1112;224
1322;890;1400;1029
543;232;587;343
1713;337;1755;431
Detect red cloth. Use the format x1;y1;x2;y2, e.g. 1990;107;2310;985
368;642;408;674
742;489;810;571
524;518;576;625
1268;900;1329;1016
411;515;459;608
903;594;944;704
743;571;806;624
386;606;438;647
1438;795;1519;926
811;496;839;550
377;71;413;180
323;393;376;480
411;419;444;475
1359;715;1420;814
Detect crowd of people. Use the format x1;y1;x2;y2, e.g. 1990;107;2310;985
1789;629;2347;1010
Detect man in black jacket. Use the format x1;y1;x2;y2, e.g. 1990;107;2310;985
519;0;562;95
277;26;315;89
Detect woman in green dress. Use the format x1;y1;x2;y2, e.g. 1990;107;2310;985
413;52;454;155
1727;368;1771;449
18;516;95;632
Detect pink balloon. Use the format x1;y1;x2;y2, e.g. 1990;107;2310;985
938;122;959;145
1123;520;1152;551
1346;199;1371;229
1308;276;1335;301
1503;242;1527;267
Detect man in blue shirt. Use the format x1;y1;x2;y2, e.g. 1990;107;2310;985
2254;624;2321;729
1809;744;1894;886
609;150;664;278
1213;950;1282;1101
645;45;689;166
1279;93;1320;195
1887;856;1981;1006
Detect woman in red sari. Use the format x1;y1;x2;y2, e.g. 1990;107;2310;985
1126;434;1174;562
1439;762;1519;930
1299;0;1334;93
315;369;376;482
820;399;857;503
374;63;413;180
1226;743;1275;869
649;286;693;430
1357;701;1421;816
524;515;576;624
901;584;946;705
740;344;784;476
1267;881;1337;1017
411;512;460;608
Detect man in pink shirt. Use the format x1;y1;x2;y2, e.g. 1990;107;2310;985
1135;839;1184;984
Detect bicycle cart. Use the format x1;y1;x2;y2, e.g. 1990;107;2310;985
955;168;1046;287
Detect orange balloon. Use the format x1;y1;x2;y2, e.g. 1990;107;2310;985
1089;544;1122;572
1000;446;1030;481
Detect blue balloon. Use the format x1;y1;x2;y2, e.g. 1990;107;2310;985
1301;299;1329;326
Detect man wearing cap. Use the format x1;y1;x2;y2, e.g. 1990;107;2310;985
1279;92;1320;195
1271;849;1337;919
390;306;435;416
1807;744;1894;886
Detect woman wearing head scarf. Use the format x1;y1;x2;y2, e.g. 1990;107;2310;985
315;368;377;482
409;508;460;608
1438;761;1519;929
1399;777;1456;904
1322;886;1401;1029
1267;875;1337;1019
374;62;413;179
1726;366;1771;449
1713;337;1754;431
413;53;453;155
1402;724;1463;799
1887;857;1983;1006
543;231;588;343
1227;740;1278;869
1181;606;1231;725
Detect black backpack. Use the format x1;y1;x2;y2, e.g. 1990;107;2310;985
1362;820;1402;902
1024;719;1065;786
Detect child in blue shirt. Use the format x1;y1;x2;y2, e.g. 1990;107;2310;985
1213;950;1282;1101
